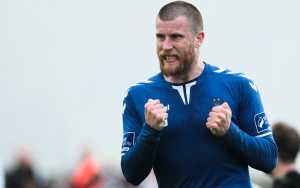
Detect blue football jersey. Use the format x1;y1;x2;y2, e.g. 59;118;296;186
121;63;277;188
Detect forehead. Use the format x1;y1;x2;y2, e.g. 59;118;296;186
156;16;191;33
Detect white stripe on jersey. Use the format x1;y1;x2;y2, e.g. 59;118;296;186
255;132;272;138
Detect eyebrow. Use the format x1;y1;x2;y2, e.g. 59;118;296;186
156;32;184;37
156;33;164;37
170;33;184;38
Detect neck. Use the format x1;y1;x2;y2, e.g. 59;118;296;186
271;160;296;179
164;58;204;84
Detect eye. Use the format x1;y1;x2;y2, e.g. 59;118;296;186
170;34;183;41
156;34;165;41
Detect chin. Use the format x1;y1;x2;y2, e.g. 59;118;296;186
162;68;181;77
160;61;182;76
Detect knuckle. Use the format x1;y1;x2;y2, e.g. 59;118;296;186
220;113;226;120
158;104;164;109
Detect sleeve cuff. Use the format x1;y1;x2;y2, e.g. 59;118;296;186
140;123;163;139
223;122;241;142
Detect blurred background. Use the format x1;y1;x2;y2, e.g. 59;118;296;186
1;0;300;187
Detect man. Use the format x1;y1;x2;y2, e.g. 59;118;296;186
271;122;300;188
5;149;40;188
121;1;277;187
70;152;103;188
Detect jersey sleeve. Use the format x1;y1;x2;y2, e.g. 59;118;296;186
238;78;272;137
121;91;142;156
222;77;277;173
121;89;162;185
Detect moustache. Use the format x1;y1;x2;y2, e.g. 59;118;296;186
159;53;180;60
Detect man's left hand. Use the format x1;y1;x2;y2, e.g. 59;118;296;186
206;102;232;136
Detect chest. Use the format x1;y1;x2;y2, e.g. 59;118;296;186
145;82;239;126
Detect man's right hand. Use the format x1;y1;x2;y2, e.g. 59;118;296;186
144;99;168;131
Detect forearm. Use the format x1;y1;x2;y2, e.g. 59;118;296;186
223;122;277;172
121;125;161;185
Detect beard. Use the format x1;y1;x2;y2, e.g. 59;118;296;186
158;49;195;78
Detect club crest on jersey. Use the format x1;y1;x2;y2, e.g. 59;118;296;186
254;112;269;133
121;132;135;154
212;97;223;107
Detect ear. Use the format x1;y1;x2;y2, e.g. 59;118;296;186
194;31;205;48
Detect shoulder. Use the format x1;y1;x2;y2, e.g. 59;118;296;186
285;171;300;183
208;64;258;92
124;73;164;99
274;171;300;187
128;73;161;90
209;64;250;82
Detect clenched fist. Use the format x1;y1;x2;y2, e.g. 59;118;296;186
206;102;232;136
144;99;168;131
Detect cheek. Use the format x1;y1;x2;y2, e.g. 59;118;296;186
180;45;194;60
156;43;162;53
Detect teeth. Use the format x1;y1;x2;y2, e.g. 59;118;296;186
165;55;176;61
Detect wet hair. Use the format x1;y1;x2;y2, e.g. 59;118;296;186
158;1;203;34
272;122;300;163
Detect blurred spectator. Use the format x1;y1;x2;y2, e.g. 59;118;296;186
271;122;300;188
5;148;43;188
70;152;103;188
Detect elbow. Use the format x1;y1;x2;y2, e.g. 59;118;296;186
264;141;278;173
121;157;144;186
262;157;277;173
250;141;278;173
122;168;144;186
250;154;277;173
258;144;278;173
123;175;143;186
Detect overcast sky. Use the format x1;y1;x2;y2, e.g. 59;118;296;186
1;0;300;173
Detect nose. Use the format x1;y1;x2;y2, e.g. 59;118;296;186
162;38;173;50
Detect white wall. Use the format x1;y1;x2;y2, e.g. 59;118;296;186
1;0;300;173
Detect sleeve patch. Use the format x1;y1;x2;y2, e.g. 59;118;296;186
254;112;271;133
121;132;135;154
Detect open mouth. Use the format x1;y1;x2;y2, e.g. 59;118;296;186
163;55;178;63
